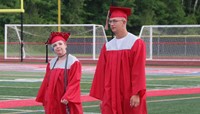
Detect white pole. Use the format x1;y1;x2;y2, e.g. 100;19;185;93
93;25;96;60
14;26;26;58
150;26;153;60
4;25;7;59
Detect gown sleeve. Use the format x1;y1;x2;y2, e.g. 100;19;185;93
89;44;106;100
131;39;146;97
62;61;82;103
35;63;50;104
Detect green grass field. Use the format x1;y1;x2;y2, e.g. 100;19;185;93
0;65;200;114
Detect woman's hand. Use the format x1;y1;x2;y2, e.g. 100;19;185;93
61;99;68;105
130;94;140;108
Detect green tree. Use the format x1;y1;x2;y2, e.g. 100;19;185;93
165;0;186;24
134;0;155;34
153;0;169;24
0;0;200;42
83;0;110;25
182;0;200;24
62;0;86;24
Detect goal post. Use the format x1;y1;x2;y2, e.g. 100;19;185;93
0;0;24;13
139;25;200;60
4;24;107;61
1;0;25;62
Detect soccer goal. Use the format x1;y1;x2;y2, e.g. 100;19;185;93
4;24;107;61
139;25;200;61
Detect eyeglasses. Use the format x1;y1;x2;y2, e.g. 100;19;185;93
108;19;124;24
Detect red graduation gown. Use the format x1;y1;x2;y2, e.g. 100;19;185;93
36;54;83;114
90;33;147;114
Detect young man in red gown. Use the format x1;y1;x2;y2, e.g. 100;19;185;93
90;6;147;114
36;32;83;114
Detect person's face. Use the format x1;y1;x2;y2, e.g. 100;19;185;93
109;17;126;33
51;40;67;56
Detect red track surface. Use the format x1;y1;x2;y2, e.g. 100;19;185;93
1;87;200;109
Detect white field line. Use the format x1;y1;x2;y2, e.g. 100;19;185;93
1;76;200;83
81;89;90;91
147;84;183;87
0;85;38;89
148;96;200;103
0;98;35;102
1;96;199;114
0;108;101;114
0;74;43;77
147;76;200;81
0;109;44;114
0;79;199;92
1;97;200;113
0;80;198;93
0;79;42;82
81;82;92;84
147;84;200;90
0;95;33;98
84;112;101;114
0;95;34;100
0;79;91;83
83;105;99;108
0;98;30;100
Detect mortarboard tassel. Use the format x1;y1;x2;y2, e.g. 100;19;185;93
105;10;110;30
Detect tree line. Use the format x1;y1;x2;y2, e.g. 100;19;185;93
0;0;199;42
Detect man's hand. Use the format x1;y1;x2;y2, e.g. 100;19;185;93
61;99;68;105
130;94;140;108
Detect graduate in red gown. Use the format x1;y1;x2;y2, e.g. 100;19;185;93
90;6;147;114
36;32;83;114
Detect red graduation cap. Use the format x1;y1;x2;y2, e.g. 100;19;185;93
109;6;131;20
105;6;131;30
46;32;70;44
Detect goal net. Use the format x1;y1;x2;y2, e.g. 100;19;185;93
139;25;200;61
4;24;107;61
